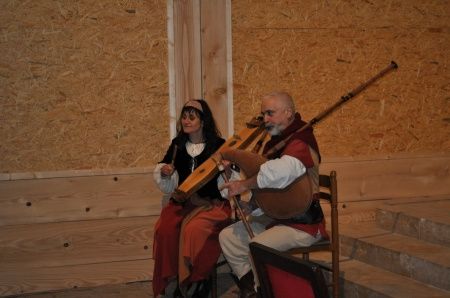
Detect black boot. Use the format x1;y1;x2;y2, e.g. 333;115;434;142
191;278;212;298
237;271;257;298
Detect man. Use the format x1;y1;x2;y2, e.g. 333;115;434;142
219;91;327;297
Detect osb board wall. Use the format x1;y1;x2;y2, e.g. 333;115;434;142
231;0;450;157
1;0;449;173
0;0;168;173
0;152;449;296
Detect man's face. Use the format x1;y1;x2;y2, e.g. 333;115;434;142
261;97;291;136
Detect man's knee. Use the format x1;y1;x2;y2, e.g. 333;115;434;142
250;232;271;247
218;226;231;246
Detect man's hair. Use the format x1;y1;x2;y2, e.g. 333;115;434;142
263;91;296;113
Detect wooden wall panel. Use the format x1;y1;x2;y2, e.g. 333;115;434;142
0;259;153;297
0;154;448;296
231;0;450;157
0;0;169;172
321;153;450;201
0;217;155;268
0;172;162;226
0;168;160;296
1;0;447;175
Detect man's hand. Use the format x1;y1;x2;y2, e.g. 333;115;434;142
220;179;249;198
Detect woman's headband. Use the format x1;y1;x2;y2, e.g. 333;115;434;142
184;100;203;112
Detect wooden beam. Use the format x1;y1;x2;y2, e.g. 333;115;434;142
168;0;202;137
168;0;232;138
201;0;233;137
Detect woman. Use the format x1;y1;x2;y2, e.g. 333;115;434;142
152;99;232;297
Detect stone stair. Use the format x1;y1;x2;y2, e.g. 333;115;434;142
333;196;450;297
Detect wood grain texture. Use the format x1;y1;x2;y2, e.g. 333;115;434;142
0;216;156;268
0;154;449;296
0;259;153;296
0;172;163;226
171;0;202;108
0;0;169;172
321;153;450;201
201;0;232;137
231;0;450;158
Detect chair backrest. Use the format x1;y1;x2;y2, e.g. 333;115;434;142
285;170;339;298
318;171;338;249
250;242;329;298
318;171;339;298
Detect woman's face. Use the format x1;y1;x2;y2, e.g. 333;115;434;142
181;110;202;135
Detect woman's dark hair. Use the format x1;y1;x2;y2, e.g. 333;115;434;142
176;99;222;142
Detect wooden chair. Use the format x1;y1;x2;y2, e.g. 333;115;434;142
288;170;339;298
212;171;339;297
250;242;329;298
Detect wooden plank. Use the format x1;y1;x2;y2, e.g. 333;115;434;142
1;153;449;226
201;0;233;137
0;167;155;181
170;0;202;120
0;153;449;296
168;0;233;138
0;172;156;195
321;153;450;201
0;259;153;297
0;173;163;226
0;216;157;268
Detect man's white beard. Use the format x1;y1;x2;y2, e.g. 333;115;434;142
266;125;282;136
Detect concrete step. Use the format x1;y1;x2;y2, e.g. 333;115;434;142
340;222;450;291
376;196;450;248
340;259;450;298
307;252;450;298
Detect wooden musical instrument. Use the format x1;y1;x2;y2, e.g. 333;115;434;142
171;116;266;202
219;149;313;219
172;61;398;222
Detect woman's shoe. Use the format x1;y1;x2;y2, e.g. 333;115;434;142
191;279;212;298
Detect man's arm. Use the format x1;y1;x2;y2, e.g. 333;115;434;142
257;155;306;189
220;155;305;197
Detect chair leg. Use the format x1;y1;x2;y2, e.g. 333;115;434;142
332;271;339;298
332;253;339;298
211;268;218;298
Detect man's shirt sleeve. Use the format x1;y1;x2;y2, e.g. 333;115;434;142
257;155;306;189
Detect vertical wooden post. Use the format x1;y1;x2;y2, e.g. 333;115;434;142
200;0;233;137
167;0;202;137
168;0;233;138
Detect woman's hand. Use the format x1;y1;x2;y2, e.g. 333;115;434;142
160;164;175;177
221;159;233;179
